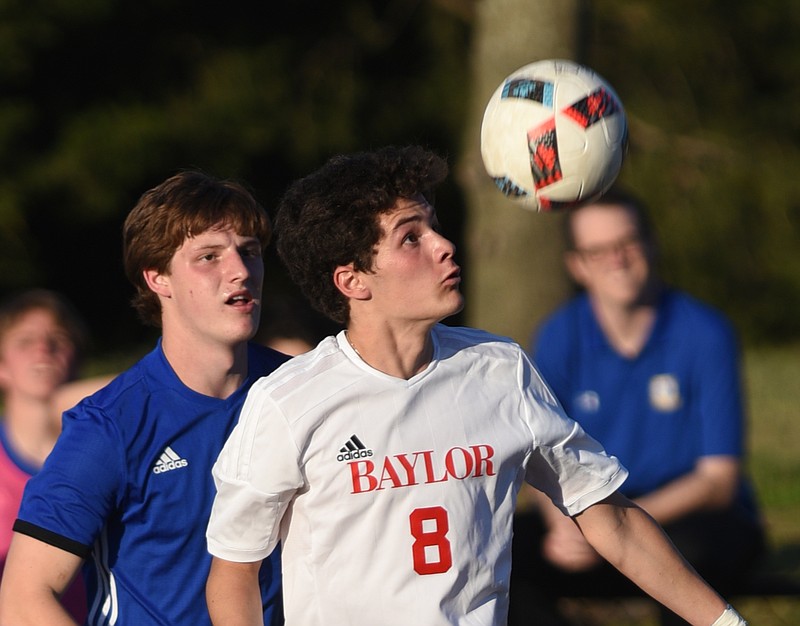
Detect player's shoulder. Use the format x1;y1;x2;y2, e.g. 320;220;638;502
433;324;525;362
663;289;737;341
64;344;173;427
665;289;728;319
248;334;344;396
75;352;150;410
54;356;153;458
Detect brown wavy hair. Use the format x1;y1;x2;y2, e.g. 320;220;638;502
123;170;271;327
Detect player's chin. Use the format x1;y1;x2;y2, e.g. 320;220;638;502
230;316;260;342
607;282;643;304
443;291;465;317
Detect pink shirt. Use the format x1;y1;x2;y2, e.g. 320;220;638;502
0;424;87;621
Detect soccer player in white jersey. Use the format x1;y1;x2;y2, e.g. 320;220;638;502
205;145;747;626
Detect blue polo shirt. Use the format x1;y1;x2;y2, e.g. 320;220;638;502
532;289;745;499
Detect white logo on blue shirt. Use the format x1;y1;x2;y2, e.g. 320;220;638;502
575;390;600;413
152;446;189;474
649;374;682;412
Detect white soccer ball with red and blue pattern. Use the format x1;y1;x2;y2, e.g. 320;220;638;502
480;59;628;212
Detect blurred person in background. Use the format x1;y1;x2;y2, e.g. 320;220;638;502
0;288;90;622
509;189;765;626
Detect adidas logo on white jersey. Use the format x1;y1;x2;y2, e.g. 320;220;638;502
153;446;189;474
337;434;373;462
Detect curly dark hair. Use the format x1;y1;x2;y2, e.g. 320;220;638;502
274;145;449;325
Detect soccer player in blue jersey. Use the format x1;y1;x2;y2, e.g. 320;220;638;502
0;171;287;625
509;189;765;626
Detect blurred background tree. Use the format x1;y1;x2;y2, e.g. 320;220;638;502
0;0;799;356
458;0;577;345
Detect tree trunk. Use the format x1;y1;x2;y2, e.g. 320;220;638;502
457;0;586;346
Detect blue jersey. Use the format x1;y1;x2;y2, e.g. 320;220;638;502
16;341;287;626
532;290;747;500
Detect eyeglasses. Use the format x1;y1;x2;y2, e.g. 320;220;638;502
574;234;644;264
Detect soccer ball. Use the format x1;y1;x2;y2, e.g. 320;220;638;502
480;59;628;212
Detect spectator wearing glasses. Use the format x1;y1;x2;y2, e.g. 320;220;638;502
509;189;766;626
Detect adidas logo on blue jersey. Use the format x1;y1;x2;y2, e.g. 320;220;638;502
153;446;189;474
336;434;373;462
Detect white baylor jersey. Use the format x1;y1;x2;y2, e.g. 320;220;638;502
208;325;627;626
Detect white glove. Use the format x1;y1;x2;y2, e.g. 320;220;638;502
710;605;747;626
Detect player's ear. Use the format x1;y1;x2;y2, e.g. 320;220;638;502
333;264;371;301
143;268;172;298
564;251;588;286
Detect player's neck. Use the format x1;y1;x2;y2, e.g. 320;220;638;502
589;279;662;358
345;321;434;380
592;298;656;358
160;333;249;399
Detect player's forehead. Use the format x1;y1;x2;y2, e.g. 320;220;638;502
182;223;261;248
571;203;638;246
379;195;435;231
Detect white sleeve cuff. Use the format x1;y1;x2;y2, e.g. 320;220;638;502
710;605;747;626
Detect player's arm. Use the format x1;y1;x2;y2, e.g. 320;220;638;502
528;455;738;571
0;533;83;626
206;557;264;626
633;455;740;526
526;484;603;571
574;492;731;625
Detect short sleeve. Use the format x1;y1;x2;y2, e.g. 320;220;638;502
17;403;125;550
518;350;628;516
207;382;304;562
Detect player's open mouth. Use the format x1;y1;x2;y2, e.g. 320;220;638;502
226;290;254;307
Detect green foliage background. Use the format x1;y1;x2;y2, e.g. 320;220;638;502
588;0;800;344
0;0;472;350
0;0;798;351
